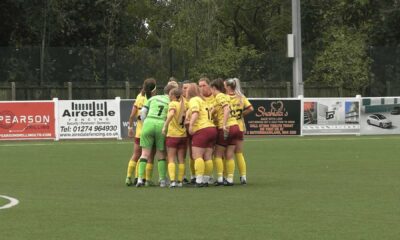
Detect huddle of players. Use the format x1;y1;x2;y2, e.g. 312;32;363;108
125;77;254;188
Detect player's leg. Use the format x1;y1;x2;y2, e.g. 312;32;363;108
225;125;241;186
213;145;225;185
176;138;187;187
187;137;196;184
203;147;214;186
213;129;226;185
155;122;168;187
225;145;236;186
192;146;206;187
125;138;141;186
235;139;247;184
166;145;177;187
137;123;154;187
145;145;156;186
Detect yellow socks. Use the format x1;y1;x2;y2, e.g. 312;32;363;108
226;159;235;183
146;163;154;181
178;163;185;182
194;158;205;183
223;158;228;178
204;159;213;183
235;152;247;177
135;161;139;178
214;157;223;179
168;163;176;181
126;160;136;178
190;158;196;179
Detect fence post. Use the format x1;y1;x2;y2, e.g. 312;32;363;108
125;81;130;99
53;98;59;141
67;82;72;100
11;82;16;100
286;81;291;97
386;80;391;96
338;86;343;97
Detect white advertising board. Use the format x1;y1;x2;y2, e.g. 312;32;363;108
58;100;120;139
302;98;361;135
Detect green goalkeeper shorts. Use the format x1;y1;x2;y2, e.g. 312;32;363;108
140;118;166;151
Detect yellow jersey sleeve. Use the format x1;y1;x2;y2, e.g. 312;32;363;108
243;97;252;110
189;97;200;113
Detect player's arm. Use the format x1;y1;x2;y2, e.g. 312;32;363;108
128;105;138;138
189;111;199;135
243;105;254;117
140;98;151;121
222;104;230;131
217;94;230;131
242;98;254;117
162;108;176;136
140;106;149;121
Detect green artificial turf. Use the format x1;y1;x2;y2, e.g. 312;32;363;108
1;136;399;240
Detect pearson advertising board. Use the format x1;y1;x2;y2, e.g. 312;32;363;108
0;101;56;140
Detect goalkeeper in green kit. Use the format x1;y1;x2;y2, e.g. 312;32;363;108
136;83;178;187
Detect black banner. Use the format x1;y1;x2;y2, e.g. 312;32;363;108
244;99;301;136
120;99;135;138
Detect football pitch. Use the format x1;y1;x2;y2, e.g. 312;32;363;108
1;136;400;240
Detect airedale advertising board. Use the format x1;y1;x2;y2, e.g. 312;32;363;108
58;100;120;139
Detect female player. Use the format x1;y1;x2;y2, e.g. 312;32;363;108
182;80;195;184
125;78;156;186
225;78;254;184
210;78;241;186
162;87;187;188
136;83;177;187
187;83;217;187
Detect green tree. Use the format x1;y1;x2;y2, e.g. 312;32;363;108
307;26;371;95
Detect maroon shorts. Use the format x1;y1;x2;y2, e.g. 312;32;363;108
134;137;140;145
166;137;188;149
192;127;217;148
217;125;242;146
238;131;244;141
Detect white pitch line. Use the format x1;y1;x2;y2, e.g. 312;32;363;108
1;136;399;147
0;195;19;210
0;142;131;147
245;136;399;142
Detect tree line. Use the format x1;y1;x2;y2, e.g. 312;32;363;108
0;0;399;96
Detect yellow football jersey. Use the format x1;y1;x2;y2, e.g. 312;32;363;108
167;100;187;137
189;96;215;133
214;93;238;129
228;94;252;131
134;93;147;138
203;95;217;126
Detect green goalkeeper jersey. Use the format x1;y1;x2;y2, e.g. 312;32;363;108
144;95;170;121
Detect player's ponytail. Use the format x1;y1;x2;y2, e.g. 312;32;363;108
143;78;157;99
170;88;185;125
227;78;244;105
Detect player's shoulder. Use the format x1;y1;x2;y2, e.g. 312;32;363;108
135;93;145;104
169;100;178;108
216;92;229;102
